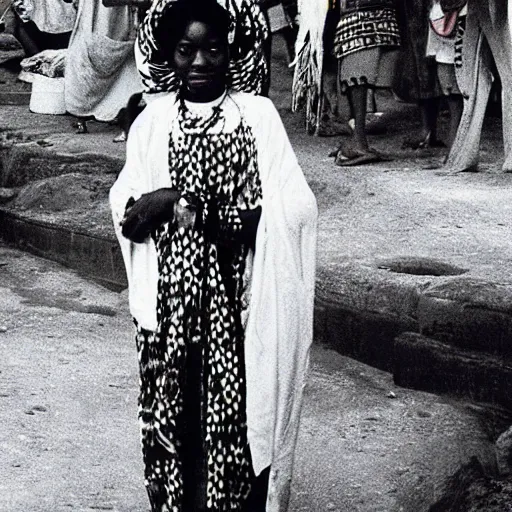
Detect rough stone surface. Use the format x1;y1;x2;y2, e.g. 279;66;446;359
0;34;24;64
316;297;417;372
0;209;125;289
0;143;123;187
394;332;512;410
418;277;512;356
429;457;512;512
496;426;512;476
0;187;17;204
13;173;114;212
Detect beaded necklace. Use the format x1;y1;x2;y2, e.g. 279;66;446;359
176;89;229;134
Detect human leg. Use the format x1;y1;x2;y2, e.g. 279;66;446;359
401;97;443;149
333;48;381;162
436;62;463;149
446;94;463;149
12;15;40;56
348;84;370;152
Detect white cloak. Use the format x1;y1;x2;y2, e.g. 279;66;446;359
110;91;317;512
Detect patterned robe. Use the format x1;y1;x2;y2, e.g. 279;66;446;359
110;90;317;512
133;94;262;512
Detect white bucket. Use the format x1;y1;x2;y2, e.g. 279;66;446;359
29;75;66;115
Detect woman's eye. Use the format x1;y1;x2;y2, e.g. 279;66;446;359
209;46;221;55
177;45;193;56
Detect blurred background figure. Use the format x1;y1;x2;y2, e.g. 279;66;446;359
331;0;401;166
395;0;445;150
10;0;76;56
445;0;512;172
261;0;298;63
63;0;143;133
425;0;466;149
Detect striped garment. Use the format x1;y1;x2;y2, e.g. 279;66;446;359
136;0;269;95
334;7;401;59
454;14;465;68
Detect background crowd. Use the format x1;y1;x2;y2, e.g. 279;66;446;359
1;0;510;170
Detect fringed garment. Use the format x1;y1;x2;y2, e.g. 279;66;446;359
135;92;263;512
291;0;330;134
136;0;269;95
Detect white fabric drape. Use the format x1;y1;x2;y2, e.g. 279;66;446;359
65;0;143;122
445;0;512;172
31;0;76;34
110;91;317;512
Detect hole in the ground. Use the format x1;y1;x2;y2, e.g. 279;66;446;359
377;257;468;277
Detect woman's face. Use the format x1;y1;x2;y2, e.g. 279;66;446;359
173;20;229;102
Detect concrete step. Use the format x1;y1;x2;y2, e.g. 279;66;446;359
0;208;125;289
394;332;512;410
418;278;512;357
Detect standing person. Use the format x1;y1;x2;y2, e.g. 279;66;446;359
444;0;512;172
426;1;466;148
110;0;317;511
331;0;401;166
395;0;445;150
63;0;143;132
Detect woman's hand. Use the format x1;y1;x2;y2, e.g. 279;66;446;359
121;188;179;243
173;197;197;231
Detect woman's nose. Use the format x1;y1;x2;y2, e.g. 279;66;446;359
192;50;208;67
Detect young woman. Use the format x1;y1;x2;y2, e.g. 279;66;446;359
109;1;317;511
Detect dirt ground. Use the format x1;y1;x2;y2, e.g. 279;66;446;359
1;246;510;512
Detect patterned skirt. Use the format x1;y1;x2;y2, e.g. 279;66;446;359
333;8;401;59
134;226;254;512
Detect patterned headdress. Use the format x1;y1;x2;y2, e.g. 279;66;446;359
136;0;269;95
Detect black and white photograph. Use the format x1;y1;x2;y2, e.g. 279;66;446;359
0;0;511;511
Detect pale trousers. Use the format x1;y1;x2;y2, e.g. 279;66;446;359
445;0;512;172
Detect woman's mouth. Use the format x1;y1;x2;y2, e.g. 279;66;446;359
187;74;215;86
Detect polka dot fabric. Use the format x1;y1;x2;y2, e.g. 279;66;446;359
135;94;262;512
